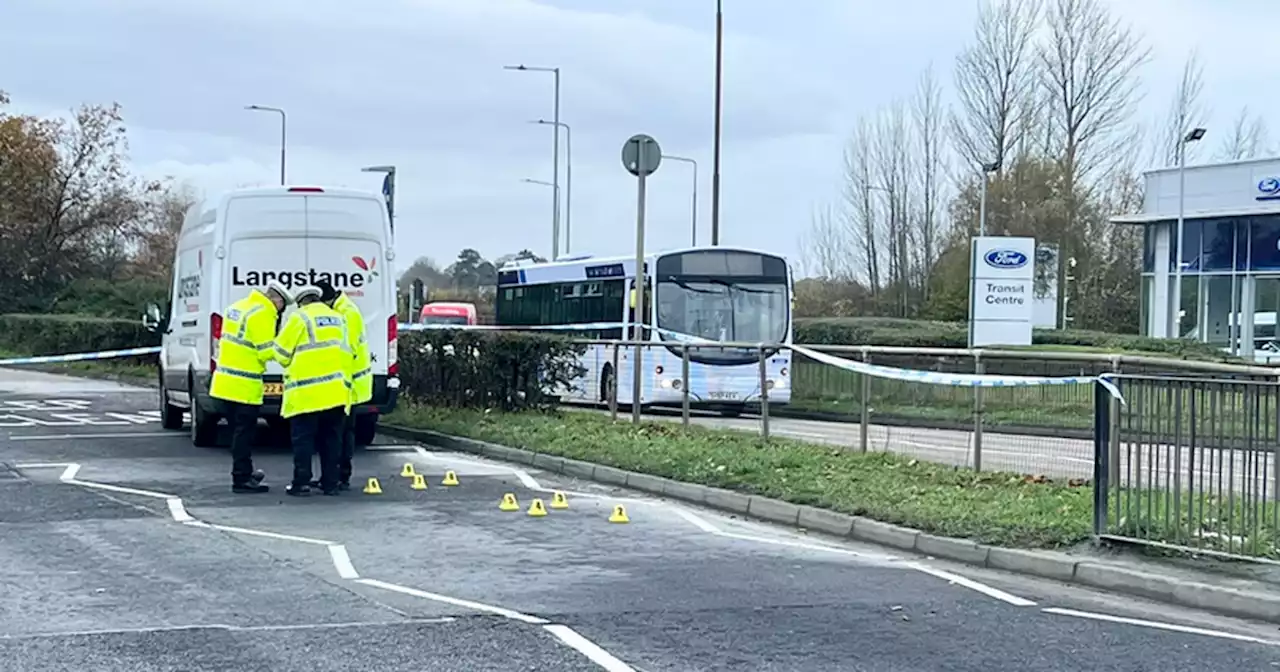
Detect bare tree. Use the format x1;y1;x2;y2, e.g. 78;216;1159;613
1217;107;1270;161
950;0;1042;173
874;101;915;316
1153;51;1207;167
1039;0;1149;325
839;120;882;292
799;204;852;280
913;65;948;301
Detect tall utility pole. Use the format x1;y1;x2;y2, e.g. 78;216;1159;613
663;155;698;245
361;165;396;233
245;105;286;184
534;120;572;254
505;65;562;259
710;0;723;246
1174;127;1207;338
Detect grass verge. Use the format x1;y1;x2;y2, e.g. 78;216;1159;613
386;402;1094;549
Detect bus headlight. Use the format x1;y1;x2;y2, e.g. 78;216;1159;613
671;379;682;390
780;367;788;377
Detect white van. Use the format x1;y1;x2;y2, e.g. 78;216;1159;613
143;186;401;447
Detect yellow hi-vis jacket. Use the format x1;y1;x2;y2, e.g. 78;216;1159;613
333;293;372;406
210;290;279;406
270;302;353;419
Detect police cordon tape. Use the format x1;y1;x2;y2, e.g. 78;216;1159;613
0;322;1124;402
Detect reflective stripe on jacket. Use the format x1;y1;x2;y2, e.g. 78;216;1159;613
334;293;373;405
270;302;353;419
210;290;278;405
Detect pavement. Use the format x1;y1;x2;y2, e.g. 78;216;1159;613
4;369;1280;670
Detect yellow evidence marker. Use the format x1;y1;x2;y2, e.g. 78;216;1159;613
363;477;383;495
499;493;520;511
527;498;548;517
441;470;459;486
550;491;569;509
410;473;427;490
608;504;630;523
400;463;416;478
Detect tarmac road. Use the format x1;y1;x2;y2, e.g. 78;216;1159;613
3;368;1280;671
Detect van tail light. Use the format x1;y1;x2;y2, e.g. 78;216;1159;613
288;187;325;193
387;315;399;376
210;312;223;373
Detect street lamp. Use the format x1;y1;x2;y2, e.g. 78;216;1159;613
245;105;286;185
977;160;1000;237
711;0;724;246
1173;126;1207;338
522;178;560;252
662;155;699;245
532;119;572;255
361;165;396;233
505;64;562;259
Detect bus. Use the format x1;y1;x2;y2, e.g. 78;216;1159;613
419;301;478;326
494;246;793;414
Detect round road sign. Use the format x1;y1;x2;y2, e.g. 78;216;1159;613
621;134;662;177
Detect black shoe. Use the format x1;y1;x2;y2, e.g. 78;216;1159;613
286;484;311;497
308;479;322;489
249;469;266;484
322;488;340;496
338;481;351;491
232;481;270;494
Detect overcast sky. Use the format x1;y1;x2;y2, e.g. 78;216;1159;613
1;0;1274;273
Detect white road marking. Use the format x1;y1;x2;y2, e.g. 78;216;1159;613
328;545;360;579
672;508;723;534
13;462;75;469
203;522;335;546
8;431;172;441
0;618;456;640
907;562;1037;607
1043;607;1280;646
59;464;80;481
67;479;174;500
543;624;636;672
165;497;194;523
356;578;550;625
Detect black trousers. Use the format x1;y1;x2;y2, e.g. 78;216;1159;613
339;413;356;485
226;401;259;485
290;407;344;490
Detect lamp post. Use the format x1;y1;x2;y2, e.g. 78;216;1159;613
977;160;1000;237
361;165;396;233
663;155;699;245
1173;127;1207;338
505;65;562;259
710;0;723;246
533;119;572;254
522;178;560;254
245;105;286;185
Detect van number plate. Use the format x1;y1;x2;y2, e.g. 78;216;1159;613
708;391;739;400
263;383;284;397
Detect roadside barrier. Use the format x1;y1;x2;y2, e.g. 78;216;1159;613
0;346;161;367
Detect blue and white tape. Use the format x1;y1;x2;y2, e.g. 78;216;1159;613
0;346;161;367
0;323;1124;402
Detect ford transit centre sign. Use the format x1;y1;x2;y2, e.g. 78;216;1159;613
969;236;1037;348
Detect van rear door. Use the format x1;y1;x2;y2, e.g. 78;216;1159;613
303;193;391;378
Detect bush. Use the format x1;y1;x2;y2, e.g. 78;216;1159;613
794;317;1237;361
398;330;586;410
48;277;170;319
0;314;158;356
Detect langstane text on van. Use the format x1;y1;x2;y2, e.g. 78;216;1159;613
232;267;366;290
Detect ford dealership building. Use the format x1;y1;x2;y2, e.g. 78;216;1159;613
1114;156;1280;361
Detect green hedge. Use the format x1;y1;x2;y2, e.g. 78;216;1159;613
0;314;159;356
398;330;586;411
794;317;1236;361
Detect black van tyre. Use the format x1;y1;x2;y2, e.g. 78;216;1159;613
354;414;378;446
159;375;183;430
189;374;219;447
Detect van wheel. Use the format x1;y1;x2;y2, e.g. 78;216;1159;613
190;392;219;447
159;376;183;430
354;415;378;446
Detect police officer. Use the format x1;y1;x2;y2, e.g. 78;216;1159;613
315;279;370;491
270;285;353;496
210;280;294;494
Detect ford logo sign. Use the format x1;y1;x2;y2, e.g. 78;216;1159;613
1258;177;1280;201
984;249;1028;269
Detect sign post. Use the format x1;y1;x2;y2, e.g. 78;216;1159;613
622;134;662;423
968;236;1036;348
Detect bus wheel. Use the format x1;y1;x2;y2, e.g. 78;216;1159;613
719;407;743;418
599;365;615;404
